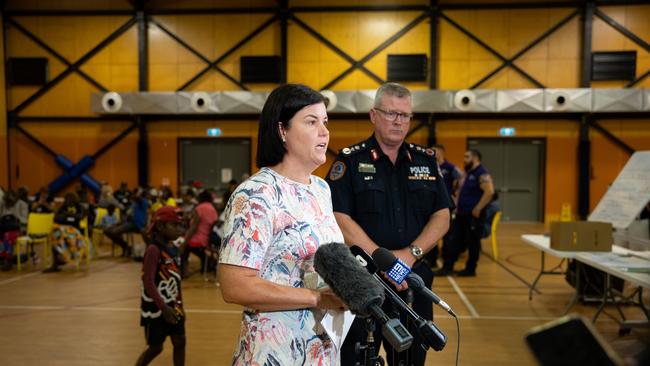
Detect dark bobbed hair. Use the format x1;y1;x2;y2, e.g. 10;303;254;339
256;84;326;168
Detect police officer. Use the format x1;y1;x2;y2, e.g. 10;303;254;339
327;82;452;366
426;144;463;268
435;149;494;277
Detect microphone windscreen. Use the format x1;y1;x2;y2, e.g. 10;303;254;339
314;243;385;315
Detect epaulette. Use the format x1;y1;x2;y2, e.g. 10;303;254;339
407;143;436;159
340;142;370;156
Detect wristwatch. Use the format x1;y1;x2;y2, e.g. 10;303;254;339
409;244;424;260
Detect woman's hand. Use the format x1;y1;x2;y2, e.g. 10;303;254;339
315;288;348;311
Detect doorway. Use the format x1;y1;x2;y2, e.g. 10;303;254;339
467;138;545;222
178;138;251;192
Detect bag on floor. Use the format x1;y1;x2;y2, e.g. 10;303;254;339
565;260;624;299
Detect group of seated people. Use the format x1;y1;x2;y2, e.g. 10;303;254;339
0;187;88;272
0;181;229;274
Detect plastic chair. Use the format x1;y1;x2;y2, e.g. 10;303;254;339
15;213;55;271
92;208;108;256
77;217;92;269
91;208;121;256
490;211;502;260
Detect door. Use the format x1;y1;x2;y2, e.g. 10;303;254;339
467;138;545;222
179;138;251;191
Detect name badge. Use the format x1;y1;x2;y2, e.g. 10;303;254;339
358;163;376;174
408;166;436;180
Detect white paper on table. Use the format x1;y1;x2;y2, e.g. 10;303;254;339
581;252;650;270
304;272;356;354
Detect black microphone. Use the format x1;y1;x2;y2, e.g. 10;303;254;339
314;243;414;352
372;247;457;317
350;245;448;352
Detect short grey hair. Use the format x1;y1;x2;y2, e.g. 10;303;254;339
374;82;411;108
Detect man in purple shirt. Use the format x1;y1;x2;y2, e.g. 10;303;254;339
435;149;494;277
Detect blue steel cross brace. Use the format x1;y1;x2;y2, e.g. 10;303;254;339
49;155;101;195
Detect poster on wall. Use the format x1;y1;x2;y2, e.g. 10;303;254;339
221;168;233;184
588;151;650;229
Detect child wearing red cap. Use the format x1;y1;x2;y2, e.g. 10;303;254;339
136;206;187;366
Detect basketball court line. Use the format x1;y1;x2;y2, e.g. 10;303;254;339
446;276;481;318
0;272;41;286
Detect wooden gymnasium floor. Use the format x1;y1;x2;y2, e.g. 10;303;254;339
0;223;648;365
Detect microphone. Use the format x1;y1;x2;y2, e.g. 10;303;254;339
350;245;448;352
372;247;457;317
313;243;414;352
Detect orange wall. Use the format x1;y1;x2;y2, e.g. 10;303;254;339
9;122;138;192
0;12;8;190
3;0;650;223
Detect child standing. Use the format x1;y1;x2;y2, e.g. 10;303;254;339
136;206;187;366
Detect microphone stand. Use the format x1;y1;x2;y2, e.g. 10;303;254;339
373;273;447;353
405;289;414;366
354;317;385;366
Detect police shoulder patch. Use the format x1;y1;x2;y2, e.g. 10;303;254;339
329;161;346;181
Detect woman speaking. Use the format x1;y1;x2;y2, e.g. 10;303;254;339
218;84;345;365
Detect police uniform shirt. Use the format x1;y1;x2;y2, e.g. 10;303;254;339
326;135;453;251
457;164;489;215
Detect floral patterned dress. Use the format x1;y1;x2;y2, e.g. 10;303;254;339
220;167;344;366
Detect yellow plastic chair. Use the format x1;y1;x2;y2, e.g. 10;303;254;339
15;213;55;271
77;217;92;269
92;208;108;256
92;207;121;256
490;211;502;260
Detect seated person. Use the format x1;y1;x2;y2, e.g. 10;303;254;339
105;188;149;257
0;190;28;227
100;204;120;229
31;187;53;214
17;186;30;206
181;190;218;277
76;185;95;225
1;190;32;270
98;184;125;211
179;189;196;220
161;187;177;208
148;188;163;213
43;192;86;273
114;182;132;208
0;214;21;271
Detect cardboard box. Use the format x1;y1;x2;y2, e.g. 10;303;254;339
550;221;613;252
